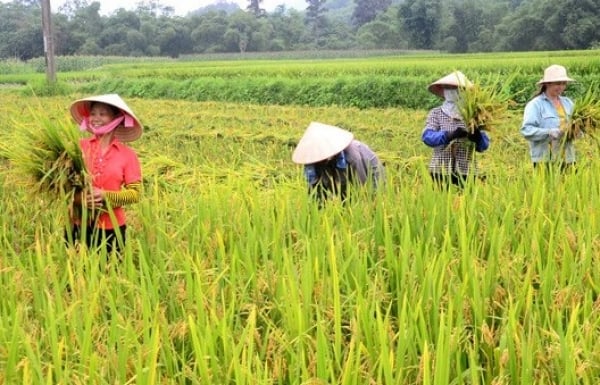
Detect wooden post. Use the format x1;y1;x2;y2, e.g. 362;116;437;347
41;0;56;84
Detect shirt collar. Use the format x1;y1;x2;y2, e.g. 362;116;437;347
89;135;121;150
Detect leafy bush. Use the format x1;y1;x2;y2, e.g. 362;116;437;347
21;79;72;96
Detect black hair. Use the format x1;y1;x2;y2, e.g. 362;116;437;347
89;101;122;117
534;84;547;97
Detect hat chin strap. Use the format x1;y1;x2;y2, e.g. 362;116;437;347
80;114;134;136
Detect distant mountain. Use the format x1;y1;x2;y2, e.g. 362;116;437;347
190;0;354;15
190;1;242;15
188;0;359;20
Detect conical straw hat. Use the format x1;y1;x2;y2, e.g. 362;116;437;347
70;94;143;142
292;122;354;164
428;71;473;98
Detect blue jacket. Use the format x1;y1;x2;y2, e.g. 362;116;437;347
521;93;575;163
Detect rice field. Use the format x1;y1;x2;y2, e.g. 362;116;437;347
1;59;600;384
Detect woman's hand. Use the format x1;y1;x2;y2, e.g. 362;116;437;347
85;187;105;208
548;128;563;140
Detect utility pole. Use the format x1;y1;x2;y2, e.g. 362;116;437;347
41;0;56;84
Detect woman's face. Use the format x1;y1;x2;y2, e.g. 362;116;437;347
545;81;567;98
442;86;459;102
89;103;118;128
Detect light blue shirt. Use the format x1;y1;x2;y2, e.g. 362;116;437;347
521;93;575;163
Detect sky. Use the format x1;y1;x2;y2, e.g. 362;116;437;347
42;0;308;15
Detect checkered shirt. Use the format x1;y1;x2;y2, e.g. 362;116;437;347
424;106;479;175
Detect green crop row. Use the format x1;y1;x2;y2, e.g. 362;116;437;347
70;73;597;110
2;50;600;110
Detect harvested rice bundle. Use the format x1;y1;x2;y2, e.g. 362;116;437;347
567;86;600;140
457;74;516;133
0;115;87;200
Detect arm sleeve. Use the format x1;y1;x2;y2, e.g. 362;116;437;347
422;128;449;147
304;165;318;186
360;145;385;187
521;100;553;141
104;182;141;207
474;131;490;153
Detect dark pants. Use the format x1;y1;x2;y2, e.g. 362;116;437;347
66;224;126;255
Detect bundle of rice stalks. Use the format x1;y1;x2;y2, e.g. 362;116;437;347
457;73;516;133
0;113;87;200
567;86;600;140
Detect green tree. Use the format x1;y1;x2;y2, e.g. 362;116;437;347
135;0;175;17
126;30;148;55
190;11;230;53
249;18;275;50
224;10;261;52
155;17;193;57
0;1;43;60
57;0;89;19
305;0;329;46
443;0;484;53
94;9;144;55
356;9;403;49
246;0;266;17
398;0;441;49
268;8;305;50
494;13;547;51
321;18;354;49
351;0;391;28
557;0;600;49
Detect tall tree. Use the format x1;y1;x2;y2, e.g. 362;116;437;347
155;17;193;57
57;0;89;19
556;0;600;49
443;0;484;53
304;0;328;45
0;1;43;59
224;10;260;52
136;0;174;17
398;0;441;49
356;7;403;49
351;0;391;28
246;0;266;17
268;8;305;50
190;11;230;53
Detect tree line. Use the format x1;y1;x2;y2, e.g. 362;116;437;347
1;0;599;60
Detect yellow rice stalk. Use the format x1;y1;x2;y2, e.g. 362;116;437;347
567;86;600;140
0;112;87;201
457;73;516;133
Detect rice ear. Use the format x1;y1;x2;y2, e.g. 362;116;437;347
568;84;600;140
0;108;87;201
457;72;517;133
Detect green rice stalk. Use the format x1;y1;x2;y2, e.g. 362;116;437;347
457;73;516;133
567;85;600;140
0;111;87;201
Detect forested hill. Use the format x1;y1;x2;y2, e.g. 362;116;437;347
1;0;599;60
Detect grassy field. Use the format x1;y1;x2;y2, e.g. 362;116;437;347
1;52;600;384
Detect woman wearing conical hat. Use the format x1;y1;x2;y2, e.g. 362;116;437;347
67;94;143;254
422;71;490;189
292;122;385;202
521;64;577;170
